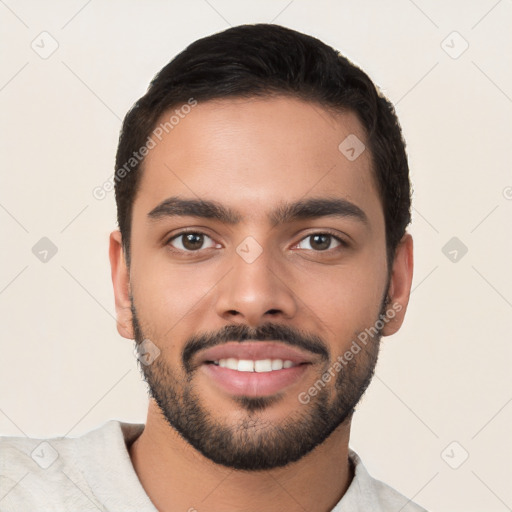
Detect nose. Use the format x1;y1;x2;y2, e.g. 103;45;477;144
214;241;299;327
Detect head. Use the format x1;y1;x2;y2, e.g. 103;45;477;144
109;23;413;471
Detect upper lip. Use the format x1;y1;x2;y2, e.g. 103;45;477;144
197;341;315;365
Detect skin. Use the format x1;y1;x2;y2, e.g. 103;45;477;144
109;96;414;512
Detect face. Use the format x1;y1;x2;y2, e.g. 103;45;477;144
111;96;411;471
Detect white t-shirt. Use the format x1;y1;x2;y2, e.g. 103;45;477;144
0;420;427;511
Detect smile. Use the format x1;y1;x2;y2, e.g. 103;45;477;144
209;358;302;372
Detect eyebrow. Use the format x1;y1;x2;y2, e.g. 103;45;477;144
147;196;369;228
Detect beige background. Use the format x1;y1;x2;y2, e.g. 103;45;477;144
1;1;511;511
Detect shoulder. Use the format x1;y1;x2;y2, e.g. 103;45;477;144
0;428;70;510
370;477;428;512
0;419;132;473
333;449;428;512
0;420;139;511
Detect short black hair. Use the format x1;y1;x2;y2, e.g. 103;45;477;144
114;23;411;272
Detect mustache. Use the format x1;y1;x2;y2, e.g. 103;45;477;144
182;322;329;371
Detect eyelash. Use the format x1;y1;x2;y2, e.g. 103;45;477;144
165;229;349;255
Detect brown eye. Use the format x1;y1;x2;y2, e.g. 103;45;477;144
297;233;345;252
182;233;204;250
310;234;331;251
168;232;216;252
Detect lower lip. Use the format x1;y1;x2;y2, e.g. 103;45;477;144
200;363;311;397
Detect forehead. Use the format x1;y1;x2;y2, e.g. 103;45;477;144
133;96;382;228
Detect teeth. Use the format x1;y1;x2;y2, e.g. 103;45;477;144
225;357;238;370
237;359;254;372
271;359;283;370
254;359;272;372
214;358;296;372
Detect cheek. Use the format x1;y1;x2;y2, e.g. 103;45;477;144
132;247;213;313
296;257;386;353
130;261;221;349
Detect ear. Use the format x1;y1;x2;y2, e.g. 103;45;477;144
381;232;414;337
109;230;134;339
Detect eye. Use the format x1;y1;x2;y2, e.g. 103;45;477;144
296;232;347;252
167;231;219;252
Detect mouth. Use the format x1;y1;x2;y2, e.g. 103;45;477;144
197;340;314;366
205;358;306;372
198;341;315;397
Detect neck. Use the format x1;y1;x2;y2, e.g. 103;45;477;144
129;401;354;512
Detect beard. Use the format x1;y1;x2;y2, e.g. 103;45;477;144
130;290;391;471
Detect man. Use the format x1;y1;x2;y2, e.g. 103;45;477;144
0;24;423;511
